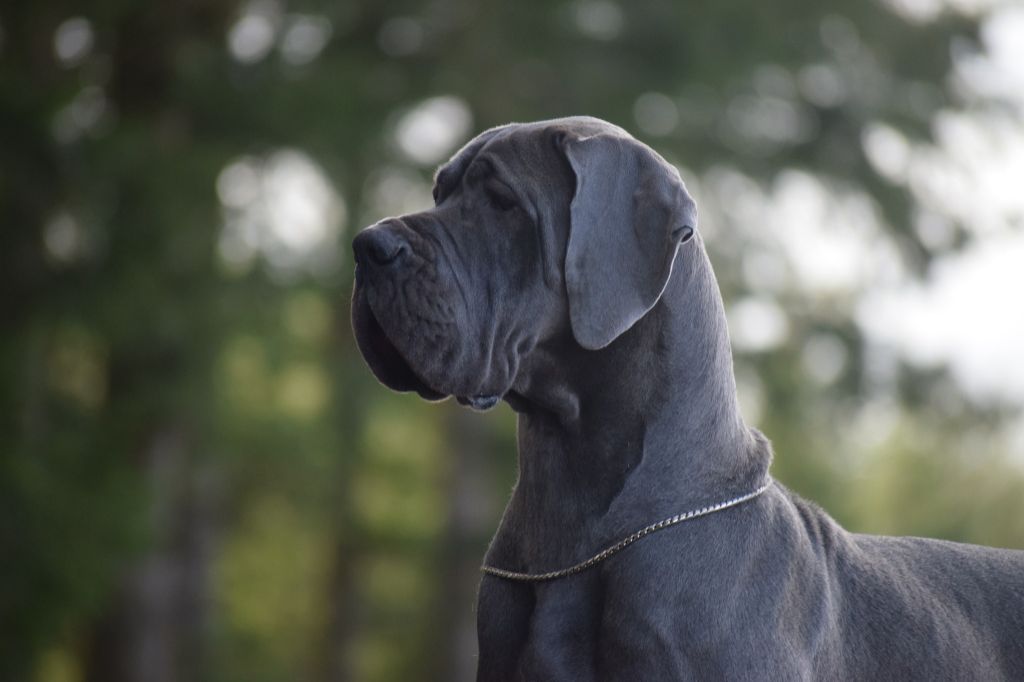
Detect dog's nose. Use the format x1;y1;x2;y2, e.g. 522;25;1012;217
353;223;408;268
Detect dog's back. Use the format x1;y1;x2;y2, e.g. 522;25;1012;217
783;489;1024;679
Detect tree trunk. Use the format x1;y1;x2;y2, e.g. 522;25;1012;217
83;426;219;682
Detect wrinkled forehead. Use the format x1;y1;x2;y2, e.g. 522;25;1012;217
433;117;629;197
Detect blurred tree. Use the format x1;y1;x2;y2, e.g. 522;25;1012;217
1;0;1021;681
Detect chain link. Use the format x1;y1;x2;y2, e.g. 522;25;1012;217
481;480;773;582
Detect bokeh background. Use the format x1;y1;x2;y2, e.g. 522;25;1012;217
3;0;1024;680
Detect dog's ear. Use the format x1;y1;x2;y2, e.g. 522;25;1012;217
562;132;697;350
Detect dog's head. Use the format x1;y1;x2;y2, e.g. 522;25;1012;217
351;116;697;409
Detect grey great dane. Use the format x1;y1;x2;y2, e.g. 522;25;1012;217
351;116;1024;680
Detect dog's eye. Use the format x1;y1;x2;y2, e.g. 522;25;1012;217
485;181;517;212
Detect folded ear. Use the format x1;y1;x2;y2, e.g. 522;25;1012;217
562;132;697;350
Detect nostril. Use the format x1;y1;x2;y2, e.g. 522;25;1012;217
353;225;409;267
371;240;406;266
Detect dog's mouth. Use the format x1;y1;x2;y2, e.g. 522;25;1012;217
352;278;446;401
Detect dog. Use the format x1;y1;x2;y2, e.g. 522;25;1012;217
351;117;1024;680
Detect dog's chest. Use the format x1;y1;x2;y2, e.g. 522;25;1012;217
476;577;604;680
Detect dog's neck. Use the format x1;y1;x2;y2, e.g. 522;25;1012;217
494;238;771;571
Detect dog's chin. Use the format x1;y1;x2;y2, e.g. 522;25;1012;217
352;286;447;402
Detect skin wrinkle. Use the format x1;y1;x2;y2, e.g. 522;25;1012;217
501;326;527;398
480;277;498;395
485;316;512;399
422;224;472;333
434;208;469;271
531;195;557;292
351;118;1024;681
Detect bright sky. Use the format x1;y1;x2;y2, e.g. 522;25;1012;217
855;2;1024;405
859;232;1024;403
723;1;1024;409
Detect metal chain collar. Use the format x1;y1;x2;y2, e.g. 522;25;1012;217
480;480;773;582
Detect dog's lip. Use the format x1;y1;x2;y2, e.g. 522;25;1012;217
456;394;500;411
352;284;446;401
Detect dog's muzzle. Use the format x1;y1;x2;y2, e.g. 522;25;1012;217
352;219;503;411
351;220;446;400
